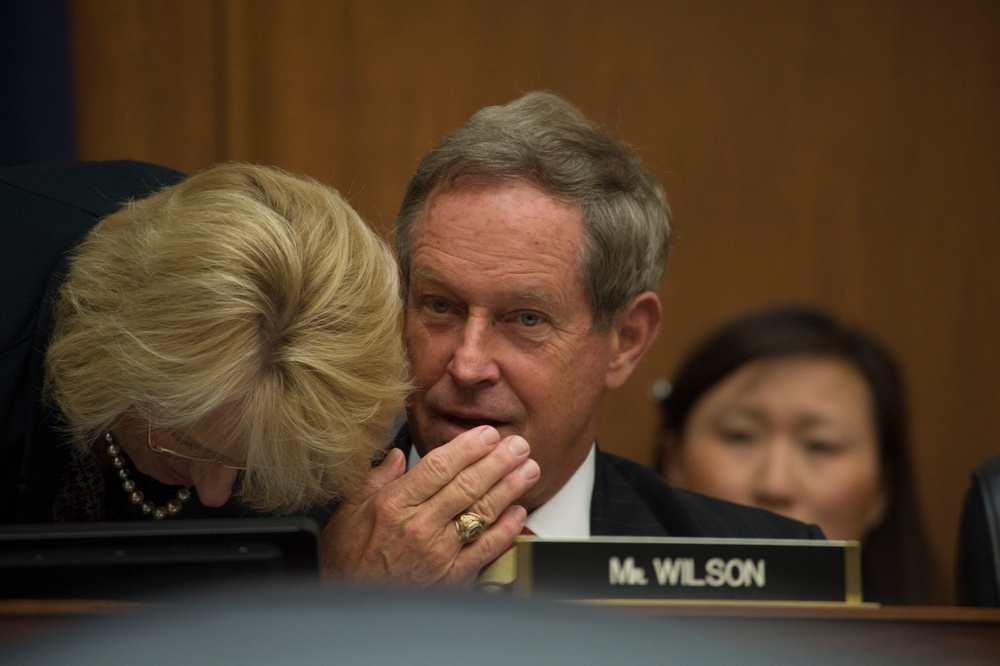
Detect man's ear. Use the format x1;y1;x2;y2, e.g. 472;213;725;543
605;291;662;390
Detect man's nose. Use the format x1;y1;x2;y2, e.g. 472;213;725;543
446;316;501;388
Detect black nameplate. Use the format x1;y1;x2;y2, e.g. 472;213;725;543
513;537;861;603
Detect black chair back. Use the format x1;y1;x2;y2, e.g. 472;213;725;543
956;454;1000;606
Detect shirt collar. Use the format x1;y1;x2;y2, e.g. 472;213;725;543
525;443;594;538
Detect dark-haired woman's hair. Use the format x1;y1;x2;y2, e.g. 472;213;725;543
657;305;942;605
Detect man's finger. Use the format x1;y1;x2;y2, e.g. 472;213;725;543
428;436;536;521
391;426;502;506
343;447;407;506
445;504;530;584
462;457;540;524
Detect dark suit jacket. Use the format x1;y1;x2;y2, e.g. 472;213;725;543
393;425;823;540
956;453;1000;607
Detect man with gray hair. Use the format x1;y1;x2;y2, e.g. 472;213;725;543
322;91;821;585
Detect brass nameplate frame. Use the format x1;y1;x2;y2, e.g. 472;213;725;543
512;537;862;604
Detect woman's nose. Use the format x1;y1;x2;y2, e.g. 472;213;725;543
192;465;240;507
751;442;797;509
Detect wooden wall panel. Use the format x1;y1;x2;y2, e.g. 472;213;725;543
69;0;1000;598
70;0;221;172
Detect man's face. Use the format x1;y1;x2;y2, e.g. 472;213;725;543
404;182;616;512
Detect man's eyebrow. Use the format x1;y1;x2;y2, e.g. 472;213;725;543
517;287;553;304
412;268;554;304
412;267;447;285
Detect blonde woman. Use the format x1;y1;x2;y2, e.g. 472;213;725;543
1;161;408;524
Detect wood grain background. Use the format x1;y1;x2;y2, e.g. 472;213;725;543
69;0;1000;601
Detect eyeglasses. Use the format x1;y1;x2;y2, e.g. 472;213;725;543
146;425;246;470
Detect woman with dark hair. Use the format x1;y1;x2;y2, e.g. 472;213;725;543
656;306;942;605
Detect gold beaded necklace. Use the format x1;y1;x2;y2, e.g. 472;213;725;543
104;432;191;520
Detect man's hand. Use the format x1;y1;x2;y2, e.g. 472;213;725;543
319;426;540;586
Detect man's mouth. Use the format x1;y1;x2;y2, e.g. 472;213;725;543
445;414;506;430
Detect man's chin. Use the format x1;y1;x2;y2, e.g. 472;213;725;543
514;484;547;515
409;421;456;456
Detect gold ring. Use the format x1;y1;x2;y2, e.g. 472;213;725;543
454;512;486;544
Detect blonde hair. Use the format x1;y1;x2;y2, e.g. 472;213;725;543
46;162;409;513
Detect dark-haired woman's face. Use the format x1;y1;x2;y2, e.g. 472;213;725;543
665;357;887;541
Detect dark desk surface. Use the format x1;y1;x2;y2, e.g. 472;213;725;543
4;599;999;661
605;602;1000;662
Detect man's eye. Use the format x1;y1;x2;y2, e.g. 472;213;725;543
518;312;543;327
430;298;450;314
